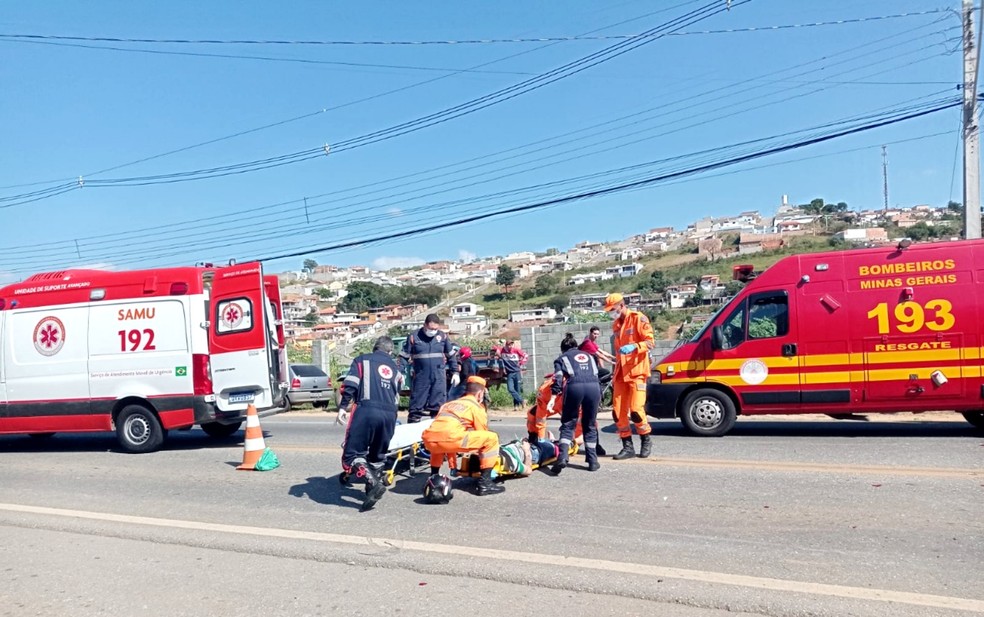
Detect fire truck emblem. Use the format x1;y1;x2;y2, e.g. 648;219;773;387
739;359;768;385
33;316;66;357
378;364;394;380
221;303;245;329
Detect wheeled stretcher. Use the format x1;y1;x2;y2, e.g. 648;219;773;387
381;419;434;485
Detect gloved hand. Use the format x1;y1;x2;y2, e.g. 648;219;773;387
336;407;351;426
546;396;557;413
450;373;461;388
619;344;637;355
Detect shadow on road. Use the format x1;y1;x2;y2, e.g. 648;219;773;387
288;475;364;510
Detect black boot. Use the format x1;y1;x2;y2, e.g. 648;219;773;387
528;432;539;444
595;441;607;457
430;466;441;475
585;446;600;471
476;468;505;496
612;437;635;460
550;447;569;475
358;464;387;512
638;434;653;459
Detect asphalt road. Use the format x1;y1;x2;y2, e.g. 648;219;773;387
0;412;981;617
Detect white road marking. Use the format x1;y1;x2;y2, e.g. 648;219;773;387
1;502;981;613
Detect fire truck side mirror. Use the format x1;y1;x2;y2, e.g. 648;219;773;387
710;325;725;351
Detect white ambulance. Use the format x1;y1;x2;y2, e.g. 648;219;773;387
0;262;289;452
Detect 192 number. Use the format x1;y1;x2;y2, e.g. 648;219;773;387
118;329;156;352
866;299;955;335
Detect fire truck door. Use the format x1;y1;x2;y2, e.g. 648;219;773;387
207;263;273;412
719;290;803;412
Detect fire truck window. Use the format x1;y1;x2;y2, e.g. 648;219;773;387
721;303;746;350
748;295;788;340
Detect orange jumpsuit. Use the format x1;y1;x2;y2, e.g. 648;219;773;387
612;308;654;438
423;394;500;470
526;374;583;441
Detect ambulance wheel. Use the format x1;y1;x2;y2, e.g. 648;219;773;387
961;411;984;429
200;421;242;439
680;389;736;437
116;405;165;453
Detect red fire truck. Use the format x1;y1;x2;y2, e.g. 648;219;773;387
647;239;984;436
0;262;288;452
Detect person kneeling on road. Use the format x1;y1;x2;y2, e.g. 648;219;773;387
422;376;505;496
337;336;401;512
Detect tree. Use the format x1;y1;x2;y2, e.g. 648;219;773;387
302;312;321;327
533;273;560;296
520;288;536;300
906;222;933;241
545;294;570;313
313;287;333;300
636;270;667;295
684;288;705;308
303;259;318;272
496;264;516;291
545;247;559;256
340;281;387;313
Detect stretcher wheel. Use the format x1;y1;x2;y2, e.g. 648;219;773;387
385;469;396;486
568;441;578;456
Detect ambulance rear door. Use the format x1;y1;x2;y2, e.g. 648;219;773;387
263;274;288;403
207;263;274;412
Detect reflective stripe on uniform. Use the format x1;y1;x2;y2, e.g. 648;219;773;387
361;359;371;401
414;352;445;360
561;356;575;375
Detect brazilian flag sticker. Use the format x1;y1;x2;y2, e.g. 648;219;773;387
175;366;188;377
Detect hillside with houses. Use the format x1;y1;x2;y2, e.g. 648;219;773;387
278;196;967;357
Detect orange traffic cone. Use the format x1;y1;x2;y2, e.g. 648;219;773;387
237;404;266;470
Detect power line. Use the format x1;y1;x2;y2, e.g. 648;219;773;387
251;99;963;263
0;1;728;201
1;96;960;272
0;10;950;46
0;30;955;263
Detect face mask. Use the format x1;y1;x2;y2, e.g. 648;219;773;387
424;329;438;337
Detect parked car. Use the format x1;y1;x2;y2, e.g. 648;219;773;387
286;364;333;409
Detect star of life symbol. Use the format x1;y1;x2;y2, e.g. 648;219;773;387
378;364;394;380
222;303;244;329
33;316;66;356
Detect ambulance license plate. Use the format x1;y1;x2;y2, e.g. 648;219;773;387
229;392;255;404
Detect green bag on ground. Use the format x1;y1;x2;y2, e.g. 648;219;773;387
254;448;280;471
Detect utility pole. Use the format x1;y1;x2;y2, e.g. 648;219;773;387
963;0;981;239
881;145;889;212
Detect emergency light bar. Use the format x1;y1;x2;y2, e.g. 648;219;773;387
732;264;757;283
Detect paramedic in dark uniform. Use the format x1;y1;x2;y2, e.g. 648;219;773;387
337;336;401;512
547;335;602;474
398;313;459;423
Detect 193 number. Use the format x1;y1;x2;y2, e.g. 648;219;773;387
866;299;955;335
118;329;156;352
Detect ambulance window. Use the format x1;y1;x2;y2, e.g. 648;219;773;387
216;298;253;334
748;293;788;340
721;303;746;350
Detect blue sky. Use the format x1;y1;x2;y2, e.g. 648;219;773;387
0;1;971;281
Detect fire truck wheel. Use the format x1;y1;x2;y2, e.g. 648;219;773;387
680;389;736;437
116;405;165;453
200;421;243;439
961;412;984;429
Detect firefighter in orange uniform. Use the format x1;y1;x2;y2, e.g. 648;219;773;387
605;292;655;459
422;376;505;496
